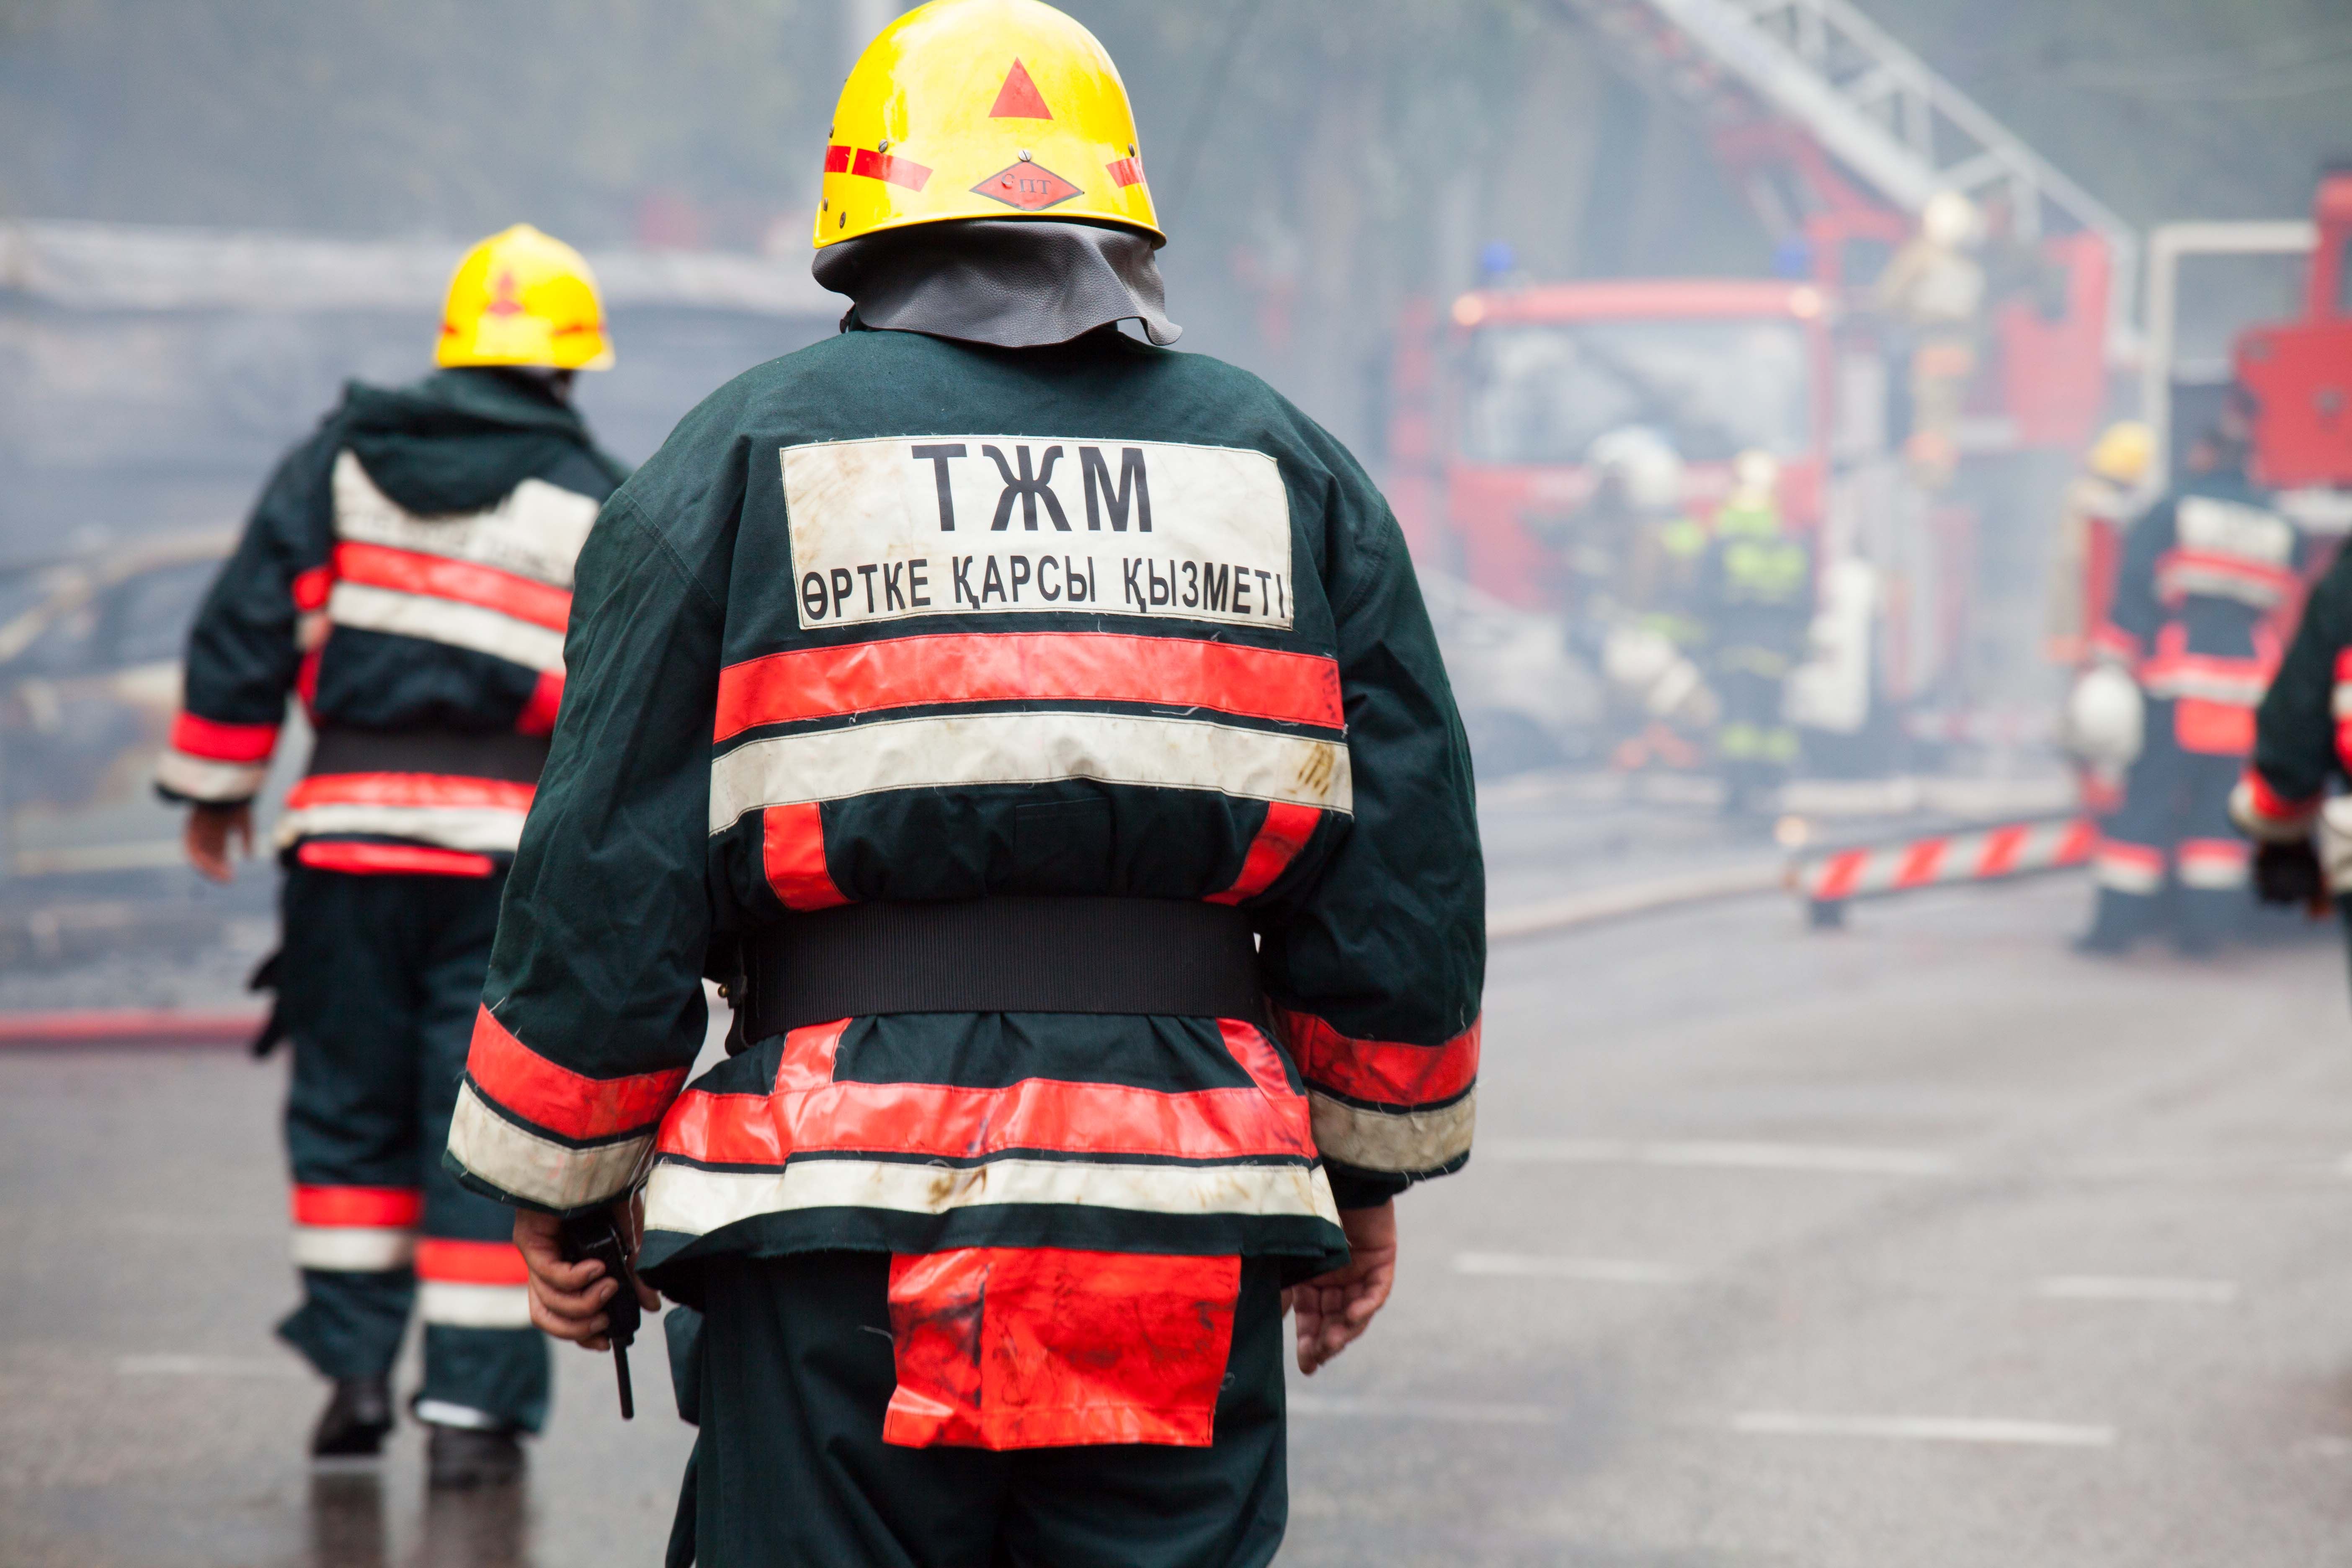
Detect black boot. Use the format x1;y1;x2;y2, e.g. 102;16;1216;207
427;1424;526;1489
310;1375;394;1459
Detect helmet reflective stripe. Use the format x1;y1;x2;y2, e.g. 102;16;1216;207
818;0;1161;250
436;224;614;371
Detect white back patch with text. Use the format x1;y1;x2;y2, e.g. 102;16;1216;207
780;436;1293;630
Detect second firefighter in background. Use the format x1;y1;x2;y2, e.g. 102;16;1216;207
1701;452;1812;817
2075;392;2307;954
156;226;626;1484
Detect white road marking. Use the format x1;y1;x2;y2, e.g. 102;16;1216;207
1483;1137;1960;1178
2032;1275;2240;1305
116;1354;303;1379
1452;1253;1692;1284
1288;1393;1558;1426
1730;1411;2116;1447
1293;1396;2118;1446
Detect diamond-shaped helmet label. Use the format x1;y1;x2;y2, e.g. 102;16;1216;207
972;161;1083;212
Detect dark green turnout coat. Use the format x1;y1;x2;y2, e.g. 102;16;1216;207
444;324;1485;1447
158;369;625;876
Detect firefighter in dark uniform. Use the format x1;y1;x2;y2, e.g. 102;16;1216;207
445;4;1486;1564
2078;395;2302;955
1700;450;1813;816
2233;526;2352;972
157;224;627;1484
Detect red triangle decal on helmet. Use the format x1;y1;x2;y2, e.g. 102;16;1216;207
989;58;1053;119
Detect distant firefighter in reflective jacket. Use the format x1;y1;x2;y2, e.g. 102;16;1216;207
448;3;1486;1565
157;223;627;1485
2079;400;2304;956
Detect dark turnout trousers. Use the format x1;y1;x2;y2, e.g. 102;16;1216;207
273;863;549;1431
672;1252;1289;1568
2089;700;2251;945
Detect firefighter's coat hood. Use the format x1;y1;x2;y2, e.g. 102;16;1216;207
341;369;622;516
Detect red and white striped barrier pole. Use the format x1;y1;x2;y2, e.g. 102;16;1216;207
1790;815;2097;928
0;1009;266;1049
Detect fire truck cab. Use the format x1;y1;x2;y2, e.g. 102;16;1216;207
1439;278;1830;606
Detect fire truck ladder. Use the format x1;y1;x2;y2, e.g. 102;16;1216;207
1550;0;2139;360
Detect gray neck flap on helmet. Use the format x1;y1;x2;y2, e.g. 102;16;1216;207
812;219;1182;349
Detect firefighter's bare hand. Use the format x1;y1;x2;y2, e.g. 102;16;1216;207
1284;1201;1398;1375
184;803;252;882
514;1200;659;1351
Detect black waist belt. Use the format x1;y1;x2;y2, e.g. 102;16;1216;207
738;897;1262;1039
307;726;552;784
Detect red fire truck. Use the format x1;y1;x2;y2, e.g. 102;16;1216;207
2238;170;2352;503
1391;0;2130;770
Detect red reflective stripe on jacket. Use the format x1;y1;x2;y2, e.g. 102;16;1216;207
291;1185;423;1228
296;841;497;877
2241;766;2314;823
284;772;537;813
1275;1008;1480;1106
414;1238;531;1285
658;1020;1315;1165
2174;698;2257;756
291;565;334;612
517;669;564;737
712;632;1346;741
1216;1017;1297;1097
763;802;848;910
1208;802;1321;905
332;540;573;632
467;1005;689;1141
775;1018;851;1088
170;713;280;763
296;647;323;716
882;1247;1238;1449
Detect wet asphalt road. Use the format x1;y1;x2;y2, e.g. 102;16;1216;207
7;787;2352;1565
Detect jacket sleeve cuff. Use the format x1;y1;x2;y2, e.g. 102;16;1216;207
155;752;268;805
2230;770;2319;843
1275;1007;1480;1181
156;714;281;804
444;1004;689;1213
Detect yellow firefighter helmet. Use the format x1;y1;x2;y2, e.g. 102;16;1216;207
816;0;1161;252
436;224;615;371
2087;420;2153;485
